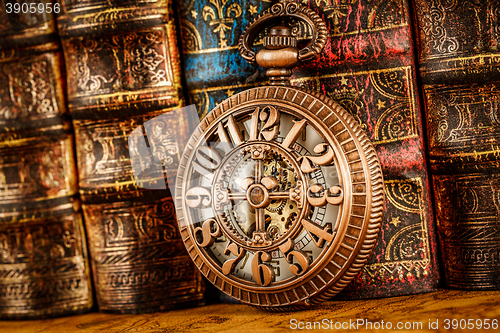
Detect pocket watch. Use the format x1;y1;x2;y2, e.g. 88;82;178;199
175;0;384;311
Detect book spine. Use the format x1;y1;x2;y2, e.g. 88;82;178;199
413;0;500;290
0;4;93;318
177;0;440;299
57;0;205;312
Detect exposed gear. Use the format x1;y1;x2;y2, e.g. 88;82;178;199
224;149;300;239
263;158;299;239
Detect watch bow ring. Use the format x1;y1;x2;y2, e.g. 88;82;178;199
175;0;384;311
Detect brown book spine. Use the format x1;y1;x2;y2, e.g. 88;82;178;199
0;2;93;318
413;0;500;289
57;0;205;312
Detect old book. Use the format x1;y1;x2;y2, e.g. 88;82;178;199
177;0;440;299
0;2;93;318
413;0;500;289
57;0;205;313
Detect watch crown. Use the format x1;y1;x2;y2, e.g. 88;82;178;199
256;25;299;86
263;26;297;50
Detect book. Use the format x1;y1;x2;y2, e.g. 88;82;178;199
413;0;500;290
56;0;205;313
0;2;93;318
176;0;440;299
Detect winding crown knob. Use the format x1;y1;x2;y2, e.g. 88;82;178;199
263;26;298;49
256;26;299;86
239;0;328;86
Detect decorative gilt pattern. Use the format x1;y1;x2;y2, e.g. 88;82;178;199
74;120;134;184
316;0;353;34
314;0;406;34
357;178;431;281
0;138;77;204
434;174;500;289
181;19;203;52
87;200;181;250
83;198;204;312
0;54;59;122
179;0;266;53
75;108;184;193
424;83;500;162
385;178;423;214
203;0;242;48
190;67;419;144
415;0;500;61
0;214;92;318
62;26;182;119
57;0;173;35
0;9;93;316
385;184;428;262
179;0;408;54
65;28;173;97
415;1;500;290
129;112;182;189
312;0;408;34
416;0;458;56
414;0;500;81
301;67;419;144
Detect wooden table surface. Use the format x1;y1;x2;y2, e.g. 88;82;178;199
1;289;499;332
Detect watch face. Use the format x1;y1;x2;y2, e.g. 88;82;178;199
175;86;383;310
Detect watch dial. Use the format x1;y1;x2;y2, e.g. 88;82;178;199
175;86;383;310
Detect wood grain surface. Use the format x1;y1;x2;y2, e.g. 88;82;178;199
1;289;499;332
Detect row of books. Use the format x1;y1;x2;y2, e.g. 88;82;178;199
0;0;498;319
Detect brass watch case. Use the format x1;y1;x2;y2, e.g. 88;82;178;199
174;0;384;311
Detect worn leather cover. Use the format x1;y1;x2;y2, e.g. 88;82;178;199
0;2;93;318
177;0;440;299
413;0;500;290
57;0;205;313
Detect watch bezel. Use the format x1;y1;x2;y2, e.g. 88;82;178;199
175;86;384;310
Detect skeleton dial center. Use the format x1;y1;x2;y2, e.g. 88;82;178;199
183;105;345;286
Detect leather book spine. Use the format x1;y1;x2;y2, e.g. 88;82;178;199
177;0;440;299
57;0;205;312
0;2;93;318
413;0;500;290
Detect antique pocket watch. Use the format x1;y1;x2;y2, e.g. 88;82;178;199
175;0;384;311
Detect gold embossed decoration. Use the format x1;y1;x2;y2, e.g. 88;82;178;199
175;0;384;311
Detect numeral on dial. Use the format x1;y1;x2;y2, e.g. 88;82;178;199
251;251;275;286
281;119;307;149
249;106;281;141
192;145;222;182
194;218;221;247
307;184;343;206
279;239;310;276
222;243;247;275
217;115;244;146
298;143;334;173
186;187;212;208
302;220;336;248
